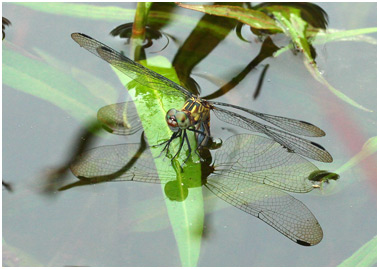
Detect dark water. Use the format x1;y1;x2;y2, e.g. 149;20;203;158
3;2;376;266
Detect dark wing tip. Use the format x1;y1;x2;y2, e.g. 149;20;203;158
71;32;92;39
311;141;325;150
299;120;326;137
310;142;333;162
99;46;112;53
296;239;312;246
71;33;94;45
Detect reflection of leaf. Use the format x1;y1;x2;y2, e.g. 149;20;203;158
202;36;279;100
3;238;43;266
13;2;135;21
173;3;240;94
11;2;196;30
338;236;377;267
110;56;204;267
3;44;104;121
177;3;282;31
33;47;119;104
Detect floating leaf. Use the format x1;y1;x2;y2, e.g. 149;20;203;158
255;3;329;29
275;27;377;57
312;27;377;45
304;61;373;112
335;137;377;174
272;10;314;64
177;3;282;31
271;10;373;112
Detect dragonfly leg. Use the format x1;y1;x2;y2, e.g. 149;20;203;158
180;130;192;171
172;130;186;161
155;130;181;159
187;127;208;159
153;131;178;147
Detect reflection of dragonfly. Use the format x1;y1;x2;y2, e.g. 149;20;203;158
71;33;333;164
69;133;334;246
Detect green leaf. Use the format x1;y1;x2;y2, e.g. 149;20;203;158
338;236;377;267
177;3;282;31
312;27;377;45
272;10;313;63
111;56;204;267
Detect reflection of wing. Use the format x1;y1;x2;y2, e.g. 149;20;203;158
70;143;172;184
70;133;325;245
97;102;143;135
209;101;325;137
71;33;192;99
211;106;333;163
213;134;317;193
205;176;323;246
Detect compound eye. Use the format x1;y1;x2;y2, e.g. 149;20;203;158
175;111;190;128
166;109;179;131
166;108;177;120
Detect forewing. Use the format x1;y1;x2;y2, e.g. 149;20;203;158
209;101;325;137
211;106;333;163
97;101;143;135
213;134;317;193
205;175;323;246
71;33;192;99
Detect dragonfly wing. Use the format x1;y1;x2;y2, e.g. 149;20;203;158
205;175;323;246
209;101;325;137
211;106;333;162
213;134;317;193
70;143;172;184
71;33;192;99
97;101;143;135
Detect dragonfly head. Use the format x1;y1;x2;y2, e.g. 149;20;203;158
166;108;190;131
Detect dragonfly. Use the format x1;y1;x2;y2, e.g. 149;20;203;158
68;133;335;246
71;33;333;164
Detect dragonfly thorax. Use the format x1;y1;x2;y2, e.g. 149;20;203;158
166;108;191;131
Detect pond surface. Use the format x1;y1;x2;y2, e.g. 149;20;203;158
3;2;377;267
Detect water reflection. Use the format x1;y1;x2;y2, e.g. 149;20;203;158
171;2;242;94
2;17;11;40
64;131;337;246
110;22;170;53
2;180;13;192
42;121;104;194
3;17;12;191
201;37;279;100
